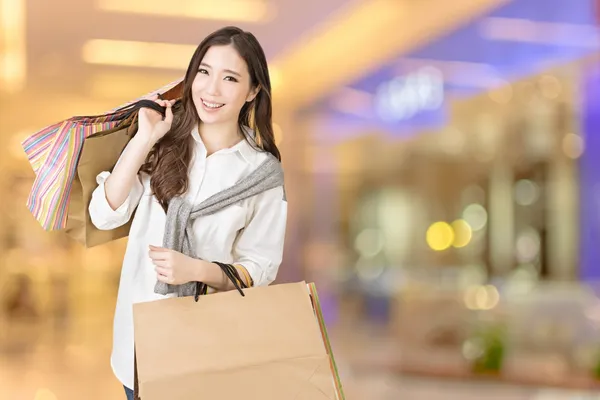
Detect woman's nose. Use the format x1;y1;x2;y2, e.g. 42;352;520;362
206;77;221;96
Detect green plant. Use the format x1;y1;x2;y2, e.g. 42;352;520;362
471;323;506;374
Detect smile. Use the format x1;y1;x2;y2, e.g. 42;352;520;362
202;99;225;109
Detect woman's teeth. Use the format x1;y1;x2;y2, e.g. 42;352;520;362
203;100;224;109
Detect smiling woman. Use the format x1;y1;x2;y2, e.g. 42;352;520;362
193;45;260;127
139;27;281;210
86;26;288;398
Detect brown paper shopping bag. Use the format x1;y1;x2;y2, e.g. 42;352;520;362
65;83;182;247
132;281;345;400
65;120;137;247
22;80;182;247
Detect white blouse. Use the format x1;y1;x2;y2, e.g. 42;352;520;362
88;126;288;390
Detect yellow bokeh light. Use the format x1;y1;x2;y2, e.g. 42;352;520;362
451;219;473;248
426;221;454;251
464;284;500;311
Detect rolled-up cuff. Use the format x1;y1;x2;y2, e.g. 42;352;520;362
234;259;273;287
94;172;131;215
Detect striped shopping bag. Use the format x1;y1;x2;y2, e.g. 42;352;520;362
21;79;182;245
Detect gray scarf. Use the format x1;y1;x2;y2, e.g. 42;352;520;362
153;154;285;297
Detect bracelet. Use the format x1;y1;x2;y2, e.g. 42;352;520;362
214;261;247;295
193;262;249;302
235;265;254;288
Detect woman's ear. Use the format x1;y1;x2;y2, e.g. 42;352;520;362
246;85;261;102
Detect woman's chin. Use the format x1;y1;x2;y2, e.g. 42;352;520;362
197;112;219;125
197;109;229;125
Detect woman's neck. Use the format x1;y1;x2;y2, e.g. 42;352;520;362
198;121;243;156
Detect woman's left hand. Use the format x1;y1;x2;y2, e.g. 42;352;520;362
149;245;200;285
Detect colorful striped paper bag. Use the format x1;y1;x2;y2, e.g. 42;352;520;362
21;79;182;231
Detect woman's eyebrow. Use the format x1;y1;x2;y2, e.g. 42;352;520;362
200;62;241;77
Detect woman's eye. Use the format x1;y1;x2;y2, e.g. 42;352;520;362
224;76;238;82
198;69;208;75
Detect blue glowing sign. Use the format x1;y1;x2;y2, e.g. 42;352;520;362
374;66;445;122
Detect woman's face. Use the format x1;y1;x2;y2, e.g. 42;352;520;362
191;44;259;126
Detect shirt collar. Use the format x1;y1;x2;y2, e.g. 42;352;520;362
191;124;258;164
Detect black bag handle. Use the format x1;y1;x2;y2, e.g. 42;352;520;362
75;97;173;125
194;262;248;301
116;99;167;121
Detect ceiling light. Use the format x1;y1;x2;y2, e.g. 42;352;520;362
82;39;197;69
0;0;26;93
96;0;275;23
396;58;501;88
480;17;600;48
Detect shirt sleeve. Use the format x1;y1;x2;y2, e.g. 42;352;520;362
233;185;288;287
88;142;146;231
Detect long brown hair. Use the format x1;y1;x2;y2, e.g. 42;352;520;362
140;26;281;211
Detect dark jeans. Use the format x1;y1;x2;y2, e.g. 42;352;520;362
124;386;134;400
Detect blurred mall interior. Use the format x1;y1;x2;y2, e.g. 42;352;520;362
3;0;600;399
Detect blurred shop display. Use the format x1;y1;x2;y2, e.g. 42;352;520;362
297;16;590;384
391;271;600;390
317;67;579;293
307;68;588;389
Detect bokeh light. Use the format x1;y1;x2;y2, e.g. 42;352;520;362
426;221;454;251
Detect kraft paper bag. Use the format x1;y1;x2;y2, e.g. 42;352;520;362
132;282;345;400
65;121;137;247
69;82;183;247
22;80;182;247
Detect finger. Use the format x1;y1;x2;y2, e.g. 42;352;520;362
149;245;169;252
139;106;162;117
152;261;169;270
157;272;176;284
156;274;173;284
148;251;169;261
154;265;170;275
164;102;174;124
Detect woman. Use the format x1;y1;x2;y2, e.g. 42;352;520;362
88;26;288;399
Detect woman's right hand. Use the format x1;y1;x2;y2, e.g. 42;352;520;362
137;94;175;144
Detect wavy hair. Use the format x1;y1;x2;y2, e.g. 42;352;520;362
140;26;280;211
